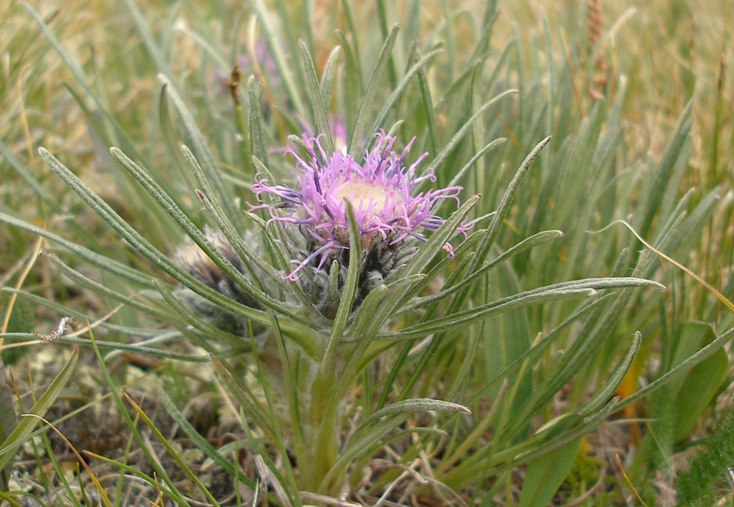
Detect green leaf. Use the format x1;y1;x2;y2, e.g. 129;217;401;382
154;279;253;350
428;88;518;177
674;326;727;441
109;146;298;320
38;147;273;328
88;336;190;506
367;48;442;137
123;391;221;506
120;0;171;76
0;211;153;287
210;357;276;443
475;135;551;264
323;202;360;362
413;46;439;153
44;253;177;323
348;274;426;341
578;332;642;418
414;230;564;308
446;137;507;188
157;76;243;230
637;100;693;239
182;146;284;290
247;76;269;167
387;277;664;340
323;398;470;489
298;39;334;153
348;23;400;154
518;438;581;507
0;139;53;204
0;360;17;488
0;348;78;472
401;194;481;281
619;326;734;410
252;0;306;118
319;45;341;107
158;388;256;488
22;2;142;161
361;398;470;426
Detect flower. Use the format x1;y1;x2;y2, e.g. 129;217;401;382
253;132;466;282
174;227;261;332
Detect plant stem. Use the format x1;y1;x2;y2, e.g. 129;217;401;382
305;366;342;494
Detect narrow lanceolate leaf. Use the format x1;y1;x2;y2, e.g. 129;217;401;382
0;211;153;286
299;39;334;154
0;139;53;203
339;195;481;381
350;194;480;345
0;349;78;472
673;330;727;441
360;398;471;427
348;23;400;154
427;88;518;178
446;137;507;188
157;76;243;230
577;332;642;418
320;46;342;108
619;326;734;409
23;3;143;160
414;45;439;154
386;277;664;340
124;392;221;506
247;76;269;166
637;100;693;239
110;147;305;318
109;146;301;322
183;146;285;287
44;254;178;323
88;336;190;506
252;0;306;118
367;48;442;138
157;388;257;489
413;230;565;308
476;135;552;264
348;275;426;340
0;359;17;489
120;0;171;76
322;398;470;488
38;147;272;327
402;194;482;280
323;202;360;362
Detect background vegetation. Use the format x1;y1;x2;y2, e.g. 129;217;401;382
1;0;732;505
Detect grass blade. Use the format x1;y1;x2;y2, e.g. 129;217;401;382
0;348;78;472
348;23;400;154
299;39;334;153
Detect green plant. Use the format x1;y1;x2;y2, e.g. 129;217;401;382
1;0;732;504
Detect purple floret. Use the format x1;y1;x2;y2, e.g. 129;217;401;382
253;132;466;280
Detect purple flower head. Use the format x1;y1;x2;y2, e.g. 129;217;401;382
253;132;466;281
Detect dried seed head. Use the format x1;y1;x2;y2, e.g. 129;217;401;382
174;227;259;333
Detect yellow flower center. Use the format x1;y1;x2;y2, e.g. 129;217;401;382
334;180;402;214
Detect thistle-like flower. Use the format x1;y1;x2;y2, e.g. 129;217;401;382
253;132;466;285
